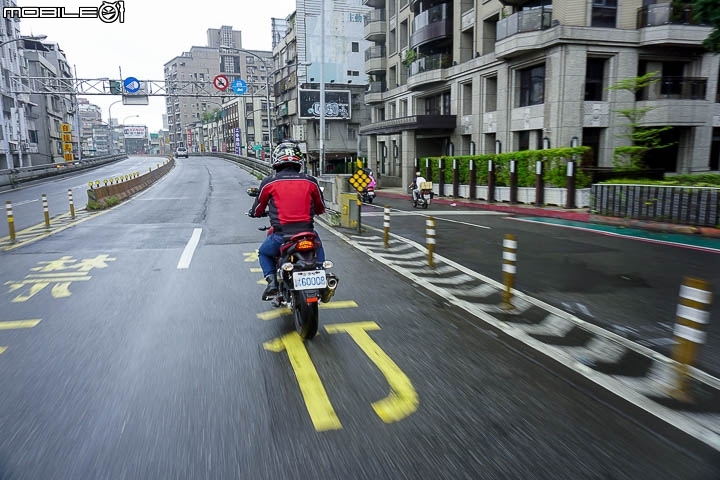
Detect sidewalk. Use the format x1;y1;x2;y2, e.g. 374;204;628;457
374;187;720;239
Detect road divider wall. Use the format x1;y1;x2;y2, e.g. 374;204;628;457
87;158;174;207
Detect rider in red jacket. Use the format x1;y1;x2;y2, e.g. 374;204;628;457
248;141;326;300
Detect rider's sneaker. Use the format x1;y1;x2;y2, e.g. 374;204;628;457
262;275;278;301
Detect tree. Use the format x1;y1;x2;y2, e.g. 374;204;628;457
694;0;720;52
606;71;674;170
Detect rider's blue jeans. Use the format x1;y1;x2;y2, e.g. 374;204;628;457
258;232;326;278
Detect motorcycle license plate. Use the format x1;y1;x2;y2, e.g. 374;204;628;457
292;270;327;290
423;193;431;200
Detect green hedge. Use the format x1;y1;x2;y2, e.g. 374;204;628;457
419;147;592;188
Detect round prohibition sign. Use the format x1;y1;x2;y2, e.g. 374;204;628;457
213;74;229;91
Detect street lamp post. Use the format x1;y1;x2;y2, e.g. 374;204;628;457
219;45;273;154
0;34;47;169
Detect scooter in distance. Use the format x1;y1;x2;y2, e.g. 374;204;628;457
246;188;338;340
360;185;376;203
411;181;433;209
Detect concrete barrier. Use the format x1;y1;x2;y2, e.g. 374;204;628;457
0;155;128;190
87;158;174;206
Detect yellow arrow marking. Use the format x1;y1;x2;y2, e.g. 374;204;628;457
0;320;41;330
264;332;342;431
256;301;358;321
325;321;418;423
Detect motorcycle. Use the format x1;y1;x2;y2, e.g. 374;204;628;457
411;181;433;209
246;188;338;340
359;185;376;203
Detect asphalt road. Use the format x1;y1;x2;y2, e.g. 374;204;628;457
357;196;720;376
0;156;718;479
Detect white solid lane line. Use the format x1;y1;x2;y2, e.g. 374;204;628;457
177;228;202;269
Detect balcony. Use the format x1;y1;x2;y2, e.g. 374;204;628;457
496;7;552;41
410;3;452;49
358;114;456;135
637;3;704;28
637;3;711;46
365;46;387;74
407;53;451;90
364;9;386;42
639;76;708;101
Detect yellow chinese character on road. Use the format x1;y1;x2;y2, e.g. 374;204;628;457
5;254;116;302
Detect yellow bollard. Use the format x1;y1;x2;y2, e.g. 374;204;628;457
6;200;15;242
669;277;713;402
42;194;50;229
68;189;75;219
502;234;517;309
426;216;435;269
383;206;390;249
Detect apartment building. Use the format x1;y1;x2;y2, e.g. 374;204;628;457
163;26;272;152
21;39;77;165
359;0;719;187
271;0;373;174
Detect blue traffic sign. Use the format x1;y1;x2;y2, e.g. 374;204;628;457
123;77;141;93
231;79;247;95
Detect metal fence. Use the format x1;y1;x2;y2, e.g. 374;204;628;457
591;184;720;227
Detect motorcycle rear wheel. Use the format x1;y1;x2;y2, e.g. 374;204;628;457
293;296;319;339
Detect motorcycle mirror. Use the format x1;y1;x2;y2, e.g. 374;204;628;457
246;187;259;197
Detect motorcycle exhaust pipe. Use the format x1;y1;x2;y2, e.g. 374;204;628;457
321;274;339;303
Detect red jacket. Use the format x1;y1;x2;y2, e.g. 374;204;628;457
249;168;326;234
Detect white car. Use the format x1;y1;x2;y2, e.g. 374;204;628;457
175;146;188;158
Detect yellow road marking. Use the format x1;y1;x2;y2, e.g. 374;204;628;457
0;347;6;354
256;301;358;321
243;251;259;262
264;332;342;431
0;320;41;330
325;321;419;423
250;267;263;273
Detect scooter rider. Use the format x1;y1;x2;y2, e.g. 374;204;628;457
409;171;427;201
248;141;327;300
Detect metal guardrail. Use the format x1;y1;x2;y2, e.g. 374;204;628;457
591;184;720;227
0;155;128;189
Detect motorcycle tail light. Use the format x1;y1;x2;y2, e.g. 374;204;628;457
297;239;314;251
322;261;333;269
282;262;294;271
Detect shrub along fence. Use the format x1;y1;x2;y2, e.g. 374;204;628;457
415;146;592;208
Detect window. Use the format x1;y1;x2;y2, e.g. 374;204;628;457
352;42;359;53
519;64;545;107
592;0;617;28
585;58;606;101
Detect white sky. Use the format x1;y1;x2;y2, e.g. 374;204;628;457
17;0;297;132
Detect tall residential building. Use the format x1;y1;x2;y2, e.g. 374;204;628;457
0;0;37;169
77;98;103;156
163;25;272;151
359;0;719;188
21;39;76;165
272;0;373;173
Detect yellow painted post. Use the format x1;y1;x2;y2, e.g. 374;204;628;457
42;194;50;229
502;234;517;309
383;206;390;248
669;277;713;402
68;189;75;219
5;200;15;242
426;216;435;269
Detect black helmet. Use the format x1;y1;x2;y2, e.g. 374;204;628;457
271;142;303;170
